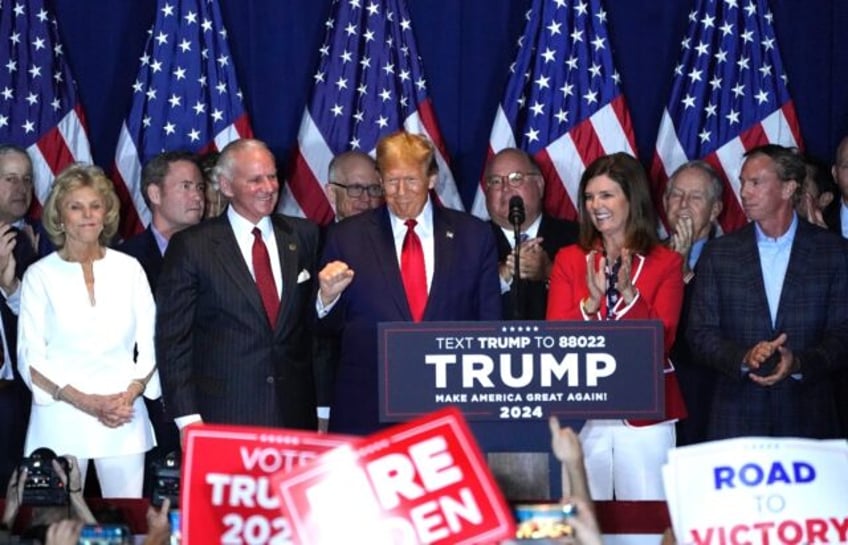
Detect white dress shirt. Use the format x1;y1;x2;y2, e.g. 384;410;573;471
227;206;283;297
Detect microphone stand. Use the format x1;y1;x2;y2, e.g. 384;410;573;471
512;222;523;320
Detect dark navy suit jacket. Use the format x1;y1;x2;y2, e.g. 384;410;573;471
156;213;320;430
116;227;163;291
0;221;44;487
319;204;502;435
823;198;843;237
491;214;578;320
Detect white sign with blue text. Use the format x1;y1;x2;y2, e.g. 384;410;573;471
663;437;848;545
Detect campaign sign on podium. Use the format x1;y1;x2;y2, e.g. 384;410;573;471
378;320;664;422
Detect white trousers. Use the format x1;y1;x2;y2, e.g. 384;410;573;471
578;419;675;501
78;452;145;498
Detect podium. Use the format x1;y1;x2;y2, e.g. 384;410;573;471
378;319;666;500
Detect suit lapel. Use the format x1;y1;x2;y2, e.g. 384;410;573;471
368;207;411;319
426;206;456;320
209;216;269;326
272;216;299;333
774;220;810;331
490;221;511;261
739;224;773;329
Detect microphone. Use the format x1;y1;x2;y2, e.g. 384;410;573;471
508;196;525;229
507;196;526;319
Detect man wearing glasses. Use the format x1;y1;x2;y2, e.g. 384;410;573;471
484;148;578;320
325;151;385;221
315;151;384;431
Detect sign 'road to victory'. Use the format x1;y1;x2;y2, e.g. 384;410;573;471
378;320;665;422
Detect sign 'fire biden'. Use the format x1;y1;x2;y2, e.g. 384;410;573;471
272;408;515;545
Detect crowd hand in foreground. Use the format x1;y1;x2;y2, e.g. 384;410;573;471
142;497;171;545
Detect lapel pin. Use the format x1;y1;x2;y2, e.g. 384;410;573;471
288;243;297;251
446;230;454;239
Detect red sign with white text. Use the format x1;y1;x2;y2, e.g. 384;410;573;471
180;424;354;544
272;408;515;545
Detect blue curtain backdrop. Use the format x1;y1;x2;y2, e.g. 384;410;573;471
54;0;848;210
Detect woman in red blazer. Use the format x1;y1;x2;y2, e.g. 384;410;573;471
546;152;686;501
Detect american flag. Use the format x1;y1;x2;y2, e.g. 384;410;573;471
472;0;636;221
113;0;252;238
0;0;93;217
281;0;463;225
650;0;802;233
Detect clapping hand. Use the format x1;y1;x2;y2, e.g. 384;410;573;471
583;251;606;313
0;222;18;293
505;237;550;282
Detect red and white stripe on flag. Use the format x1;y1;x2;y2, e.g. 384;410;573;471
281;0;463;225
112;115;252;238
649;0;803;234
0;0;93;220
28;105;93;218
651;103;802;234
472;0;638;223
112;0;253;239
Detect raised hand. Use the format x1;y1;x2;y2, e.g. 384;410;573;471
0;223;19;293
669;215;694;263
318;260;355;306
549;416;583;467
583;251;606;313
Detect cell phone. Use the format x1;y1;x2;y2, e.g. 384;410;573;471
512;502;576;542
78;524;132;545
169;510;182;545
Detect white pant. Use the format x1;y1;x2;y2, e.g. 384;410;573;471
78;453;145;498
578;419;675;500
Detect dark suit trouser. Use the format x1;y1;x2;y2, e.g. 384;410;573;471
0;382;30;497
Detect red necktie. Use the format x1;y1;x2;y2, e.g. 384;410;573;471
252;227;280;328
400;219;427;322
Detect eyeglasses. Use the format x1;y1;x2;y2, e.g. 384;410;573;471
485;171;541;189
329;182;384;198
